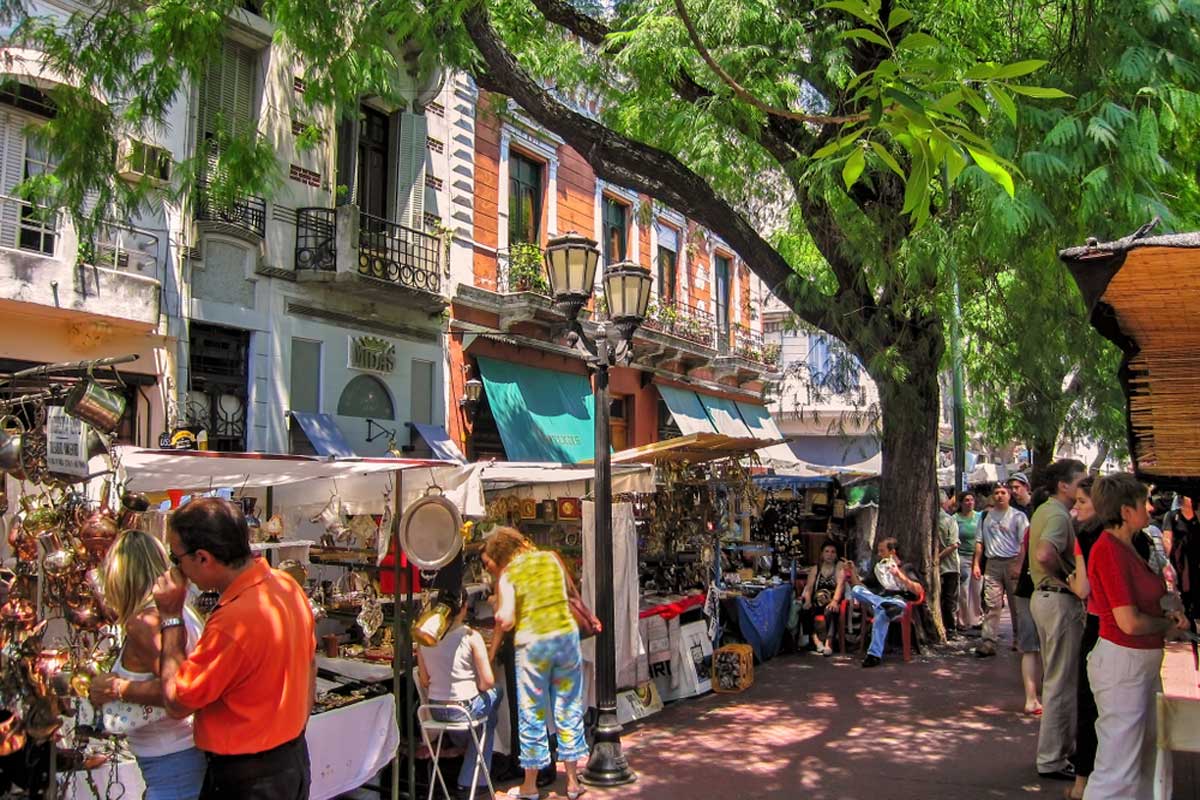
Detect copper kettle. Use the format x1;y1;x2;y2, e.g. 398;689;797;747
77;507;119;560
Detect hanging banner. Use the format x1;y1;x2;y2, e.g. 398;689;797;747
46;407;90;477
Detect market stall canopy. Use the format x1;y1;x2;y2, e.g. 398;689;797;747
477;461;655;495
735;401;809;466
657;385;717;435
290;412;356;457
1060;228;1200;490
116;448;486;516
475;356;595;463
602;432;785;465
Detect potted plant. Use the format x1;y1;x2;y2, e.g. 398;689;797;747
506;242;549;293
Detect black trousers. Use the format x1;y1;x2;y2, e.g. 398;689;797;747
939;572;959;631
1074;614;1102;777
200;732;310;800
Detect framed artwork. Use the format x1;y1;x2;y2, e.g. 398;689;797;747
557;497;582;519
520;498;538;520
539;499;557;522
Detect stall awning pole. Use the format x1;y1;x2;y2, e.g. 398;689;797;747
391;468;408;800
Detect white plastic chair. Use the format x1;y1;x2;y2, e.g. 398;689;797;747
417;703;496;800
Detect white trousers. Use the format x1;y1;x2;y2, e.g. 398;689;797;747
1083;638;1164;800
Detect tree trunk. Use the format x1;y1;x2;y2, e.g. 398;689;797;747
875;350;943;641
1088;441;1109;475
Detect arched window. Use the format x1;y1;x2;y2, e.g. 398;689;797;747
337;374;394;419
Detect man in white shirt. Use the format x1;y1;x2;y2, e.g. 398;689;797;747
973;484;1030;657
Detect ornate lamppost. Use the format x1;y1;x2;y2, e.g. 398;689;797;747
543;232;651;787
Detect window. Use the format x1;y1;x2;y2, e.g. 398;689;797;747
19;135;56;255
602;196;628;263
0;84;55;118
656;223;678;301
198;38;257;161
808;333;861;392
410;359;434;425
188;324;250;452
714;253;731;338
610;395;629;451
337;374;394;419
509;152;542;245
289;339;321;413
357;105;390;219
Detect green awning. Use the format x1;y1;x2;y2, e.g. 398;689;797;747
698;394;753;438
476;356;596;463
658;385;717;435
736;401;799;464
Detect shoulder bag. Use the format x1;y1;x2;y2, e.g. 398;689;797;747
551;551;602;639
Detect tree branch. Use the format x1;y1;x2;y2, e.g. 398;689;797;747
671;0;869;126
463;2;835;332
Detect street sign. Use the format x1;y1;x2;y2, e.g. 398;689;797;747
46;407;90;477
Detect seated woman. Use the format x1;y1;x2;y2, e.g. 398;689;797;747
799;540;847;655
416;588;502;799
88;530;206;800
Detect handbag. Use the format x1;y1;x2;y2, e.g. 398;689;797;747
552;551;602;639
101;697;167;735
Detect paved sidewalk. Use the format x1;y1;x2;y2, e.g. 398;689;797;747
529;633;1200;800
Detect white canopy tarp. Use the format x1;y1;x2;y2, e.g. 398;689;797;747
115;448;485;517
476;461;655;496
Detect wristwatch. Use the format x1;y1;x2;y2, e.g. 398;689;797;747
159;616;184;632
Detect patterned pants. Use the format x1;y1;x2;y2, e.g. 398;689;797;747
515;631;589;770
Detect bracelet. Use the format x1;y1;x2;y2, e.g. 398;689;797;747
117;679;125;702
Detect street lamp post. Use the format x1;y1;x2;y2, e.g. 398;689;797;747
543;232;650;788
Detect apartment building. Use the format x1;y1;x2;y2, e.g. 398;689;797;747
447;93;789;463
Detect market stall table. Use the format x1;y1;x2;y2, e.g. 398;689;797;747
1155;641;1200;800
66;693;399;800
721;583;794;663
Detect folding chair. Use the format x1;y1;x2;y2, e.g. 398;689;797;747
417;703;496;800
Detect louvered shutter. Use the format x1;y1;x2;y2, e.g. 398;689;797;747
198;39;257;167
334;113;359;206
0;110;22;249
397;111;426;229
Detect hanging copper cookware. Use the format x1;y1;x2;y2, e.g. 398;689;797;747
0;415;26;480
63;377;126;434
118;491;150;531
0;710;26;757
37;527;76;577
76;507;119;560
7;520;37;561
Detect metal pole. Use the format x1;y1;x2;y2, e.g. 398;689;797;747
391;469;407;800
581;328;635;786
950;259;967;496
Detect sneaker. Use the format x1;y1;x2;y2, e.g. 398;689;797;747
885;604;906;620
975;642;996;658
862;654;882;668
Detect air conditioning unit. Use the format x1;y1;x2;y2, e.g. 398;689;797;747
116;139;172;185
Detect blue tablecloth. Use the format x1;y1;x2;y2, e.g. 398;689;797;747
732;584;794;662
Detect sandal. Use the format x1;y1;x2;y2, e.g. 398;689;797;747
505;789;539;800
567;789;588;800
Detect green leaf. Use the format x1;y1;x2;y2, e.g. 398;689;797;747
993;60;1049;79
845;68;875;92
902;151;928;213
843;147;866;189
961;86;989;118
887;7;913;29
897;32;940;52
968;147;1015;196
963;63;999;81
837;28;891;48
821;0;882;29
869;140;904;176
989;85;1017;125
945;146;968;184
1008;85;1072;99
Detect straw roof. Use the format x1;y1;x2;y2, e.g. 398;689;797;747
595;432;786;465
1060;228;1200;491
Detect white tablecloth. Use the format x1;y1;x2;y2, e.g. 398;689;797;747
65;694;398;800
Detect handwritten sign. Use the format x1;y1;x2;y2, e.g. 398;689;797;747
46;407;90;477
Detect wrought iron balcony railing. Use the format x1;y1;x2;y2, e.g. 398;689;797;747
295;207;336;272
357;212;441;293
731;323;778;367
86;222;160;278
642;299;718;348
195;179;267;238
497;242;550;294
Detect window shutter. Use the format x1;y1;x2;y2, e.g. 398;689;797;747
397;111;427;229
656;222;678;252
198;39;257;159
334;113;359;206
0;111;21;249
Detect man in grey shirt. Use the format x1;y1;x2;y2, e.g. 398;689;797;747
973;484;1029;657
1029;459;1087;781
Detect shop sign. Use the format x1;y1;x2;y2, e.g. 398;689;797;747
45;407;89;477
349;335;396;374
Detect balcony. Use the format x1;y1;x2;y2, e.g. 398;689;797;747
294;205;446;313
0;195;162;328
641;299;718;349
195;179;267;240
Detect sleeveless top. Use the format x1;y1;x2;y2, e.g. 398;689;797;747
812;565;838;607
421;625;482;702
505;550;576;646
113;606;203;759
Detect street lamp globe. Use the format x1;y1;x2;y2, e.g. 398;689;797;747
603;260;653;341
544;232;600;321
463;376;483;404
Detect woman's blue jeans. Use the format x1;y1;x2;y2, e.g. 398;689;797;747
136;745;207;800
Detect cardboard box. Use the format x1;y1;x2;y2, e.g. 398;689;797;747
651;620;713;702
616;681;663;724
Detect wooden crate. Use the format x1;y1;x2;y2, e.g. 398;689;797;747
712;644;754;693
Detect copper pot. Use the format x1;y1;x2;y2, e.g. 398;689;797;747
118;491;150;531
77;508;119;560
0;709;25;758
37;528;75;576
22;503;61;535
0;596;35;626
64;596;103;631
6;521;37;561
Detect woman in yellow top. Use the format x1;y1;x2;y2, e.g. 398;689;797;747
484;528;588;800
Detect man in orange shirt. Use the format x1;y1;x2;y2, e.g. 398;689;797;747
152;498;316;799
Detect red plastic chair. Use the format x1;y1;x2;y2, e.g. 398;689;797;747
849;584;926;662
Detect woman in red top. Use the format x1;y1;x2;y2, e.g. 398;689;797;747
1084;474;1189;800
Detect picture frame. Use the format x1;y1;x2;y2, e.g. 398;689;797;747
557;497;582;519
520;498;538;520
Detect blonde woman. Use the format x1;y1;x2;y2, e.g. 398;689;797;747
88;530;206;800
483;528;588;800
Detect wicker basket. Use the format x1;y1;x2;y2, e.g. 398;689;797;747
712;644;754;693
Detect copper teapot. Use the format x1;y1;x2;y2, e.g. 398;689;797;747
6;519;37;561
76;506;119;560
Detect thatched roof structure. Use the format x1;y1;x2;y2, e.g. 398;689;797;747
1060;226;1200;492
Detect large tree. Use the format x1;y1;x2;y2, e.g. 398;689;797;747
2;0;1137;592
